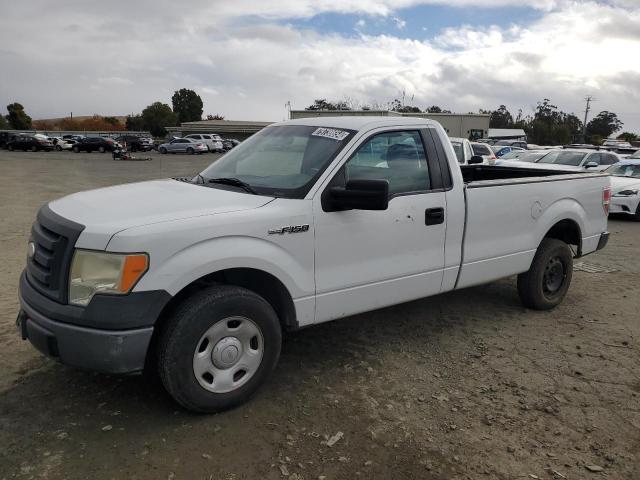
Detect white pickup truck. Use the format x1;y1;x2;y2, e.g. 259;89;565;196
17;117;610;412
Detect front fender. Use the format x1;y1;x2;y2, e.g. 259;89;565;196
133;235;314;300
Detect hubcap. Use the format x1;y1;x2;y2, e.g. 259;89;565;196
543;256;565;295
192;316;263;394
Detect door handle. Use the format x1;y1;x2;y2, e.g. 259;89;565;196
425;207;445;226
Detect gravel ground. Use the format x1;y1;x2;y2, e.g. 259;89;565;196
0;150;638;480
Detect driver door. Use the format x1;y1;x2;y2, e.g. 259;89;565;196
312;128;447;323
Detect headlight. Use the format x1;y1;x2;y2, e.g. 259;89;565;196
613;189;639;196
69;250;148;306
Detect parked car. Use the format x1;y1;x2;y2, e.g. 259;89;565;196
49;137;73;151
476;138;495;145
72;137;120;153
16;116;610;412
606;160;640;220
470;142;497;165
63;134;85;142
113;135;154;152
535;149;619;172
450;137;475;164
491;145;525;158
7;135;53;151
222;138;241;151
621;149;640;159
158;138;208;154
185;134;224;153
494;139;528;149
495;150;549;165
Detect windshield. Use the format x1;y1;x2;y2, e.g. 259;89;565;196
471;143;491;155
501;151;546;162
537;151;587;166
451;141;464;163
199;125;355;198
606;163;640;178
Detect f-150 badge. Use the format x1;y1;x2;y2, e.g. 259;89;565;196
268;224;310;235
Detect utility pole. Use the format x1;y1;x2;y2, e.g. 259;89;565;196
582;95;594;141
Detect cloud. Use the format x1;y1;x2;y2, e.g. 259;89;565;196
0;0;639;132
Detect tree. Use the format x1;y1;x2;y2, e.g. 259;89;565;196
125;114;145;131
390;99;421;113
426;105;442;113
0;115;7;129
206;114;225;120
6;103;32;129
306;99;337;111
586;111;623;139
525;99;583;145
617;132;638;142
103;116;120;126
489;105;514;129
141;102;177;137
171;88;203;123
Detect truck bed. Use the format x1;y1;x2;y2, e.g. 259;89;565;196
460;164;577;183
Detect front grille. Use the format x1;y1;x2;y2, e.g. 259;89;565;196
26;205;84;304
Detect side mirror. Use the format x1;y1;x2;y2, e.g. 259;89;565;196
584;161;599;168
325;179;389;212
468;155;484;165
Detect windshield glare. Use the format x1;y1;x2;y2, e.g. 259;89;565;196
537;151;587;166
199;125;355;198
606;164;640;178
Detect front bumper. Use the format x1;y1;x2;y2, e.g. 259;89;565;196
610;196;639;215
18;272;170;374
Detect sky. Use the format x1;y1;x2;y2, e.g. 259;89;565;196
0;0;639;132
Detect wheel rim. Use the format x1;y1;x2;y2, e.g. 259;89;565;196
543;256;565;295
192;316;264;394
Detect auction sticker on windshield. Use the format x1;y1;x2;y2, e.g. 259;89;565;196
311;127;350;141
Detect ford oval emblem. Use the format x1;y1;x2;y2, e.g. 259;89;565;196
27;241;35;259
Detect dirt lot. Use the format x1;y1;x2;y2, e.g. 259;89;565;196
0;150;638;480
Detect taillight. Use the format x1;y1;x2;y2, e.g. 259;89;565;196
602;186;611;216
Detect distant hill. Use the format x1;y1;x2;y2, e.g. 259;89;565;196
32;115;127;131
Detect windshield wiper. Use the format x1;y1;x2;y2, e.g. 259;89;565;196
208;177;257;194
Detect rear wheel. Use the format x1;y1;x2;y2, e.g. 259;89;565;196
31;145;37;152
73;146;80;153
8;144;14;151
157;285;282;413
517;238;573;310
159;147;167;154
98;146;106;153
55;145;62;151
187;147;194;155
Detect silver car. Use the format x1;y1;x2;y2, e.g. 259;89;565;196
158;138;208;155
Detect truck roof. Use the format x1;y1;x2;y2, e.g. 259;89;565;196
280;116;439;131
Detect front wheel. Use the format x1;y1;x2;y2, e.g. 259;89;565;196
157;285;282;412
517;238;573;310
99;146;106;153
73;146;80;153
159;147;167;154
31;145;38;152
187;147;194;155
55;145;62;151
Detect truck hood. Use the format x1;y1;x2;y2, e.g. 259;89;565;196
49;179;274;249
610;176;640;193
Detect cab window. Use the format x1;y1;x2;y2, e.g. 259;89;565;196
342;130;430;196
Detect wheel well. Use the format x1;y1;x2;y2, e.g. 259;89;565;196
158;268;297;331
543;219;582;256
145;268;298;372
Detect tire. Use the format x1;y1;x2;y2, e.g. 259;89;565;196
634;203;640;222
73;146;80;153
8;144;13;151
31;145;38;152
55;145;62;151
517;238;573;310
187;147;194;155
157;285;282;413
131;145;137;153
99;146;106;153
159;147;167;154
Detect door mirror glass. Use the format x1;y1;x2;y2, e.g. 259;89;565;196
327;179;389;211
584;161;599;168
468;155;484;165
